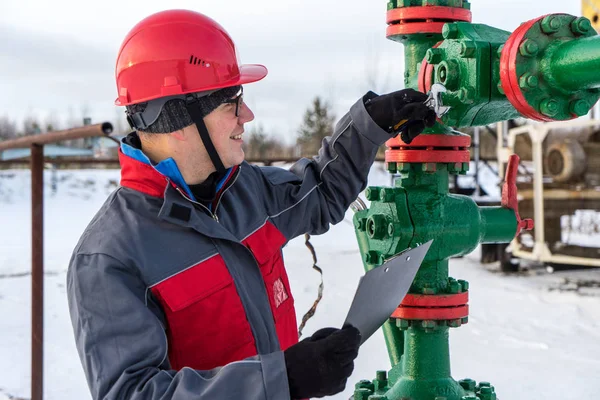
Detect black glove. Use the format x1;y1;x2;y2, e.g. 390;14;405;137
365;88;437;144
284;325;361;399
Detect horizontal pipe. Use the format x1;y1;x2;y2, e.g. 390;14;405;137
0;158;121;166
479;206;518;243
512;246;600;267
0;155;388;167
0;123;113;151
550;35;600;91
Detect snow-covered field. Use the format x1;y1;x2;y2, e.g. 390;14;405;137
1;165;599;400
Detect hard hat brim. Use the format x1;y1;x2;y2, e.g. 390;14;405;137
238;64;268;85
114;64;268;106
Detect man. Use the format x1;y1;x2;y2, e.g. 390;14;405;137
67;8;435;400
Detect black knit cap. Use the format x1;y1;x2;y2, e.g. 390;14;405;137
126;85;241;133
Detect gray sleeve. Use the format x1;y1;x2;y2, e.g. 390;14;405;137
67;252;289;400
258;93;390;240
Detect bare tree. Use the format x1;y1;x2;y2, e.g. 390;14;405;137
81;103;91;124
23;114;42;136
0;116;17;141
244;124;290;160
66;105;80;129
44;112;61;132
296;97;335;157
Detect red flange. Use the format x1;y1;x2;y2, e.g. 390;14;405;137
500;15;554;122
392;304;469;320
387;22;447;36
385;134;471;163
386;6;472;24
401;292;468;308
387;134;471;148
393;290;469;320
418;42;443;94
386;6;472;37
386;149;470;163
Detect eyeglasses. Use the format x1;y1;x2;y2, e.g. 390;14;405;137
223;87;244;117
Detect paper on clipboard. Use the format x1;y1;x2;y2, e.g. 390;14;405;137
343;240;432;344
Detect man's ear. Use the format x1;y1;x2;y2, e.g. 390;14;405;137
171;124;199;143
170;126;192;142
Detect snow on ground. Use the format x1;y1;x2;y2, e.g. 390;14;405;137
1;165;599;400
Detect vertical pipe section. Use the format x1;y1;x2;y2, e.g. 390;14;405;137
31;144;44;400
474;127;481;196
355;225;403;366
403;37;443;90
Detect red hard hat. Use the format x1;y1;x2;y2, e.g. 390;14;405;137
115;9;268;106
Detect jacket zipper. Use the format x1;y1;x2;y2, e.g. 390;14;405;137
174;165;241;222
175;187;220;222
213;166;241;216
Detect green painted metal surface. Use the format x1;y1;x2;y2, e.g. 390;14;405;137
398;14;600;127
432;22;517;127
514;14;600;120
386;325;462;400
345;3;600;400
352;4;599;399
353;162;517;399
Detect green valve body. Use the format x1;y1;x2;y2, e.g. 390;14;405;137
353;164;513;400
387;7;600;127
346;1;600;399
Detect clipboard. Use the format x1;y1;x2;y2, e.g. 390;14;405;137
343;240;433;344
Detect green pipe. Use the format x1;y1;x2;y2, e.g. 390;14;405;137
550;35;600;91
479;207;518;243
385;326;465;400
354;216;404;367
403;36;443;90
402;327;450;379
382;321;404;367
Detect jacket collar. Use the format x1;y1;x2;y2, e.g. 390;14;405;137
118;132;239;205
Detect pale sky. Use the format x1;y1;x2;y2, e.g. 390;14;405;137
0;1;583;144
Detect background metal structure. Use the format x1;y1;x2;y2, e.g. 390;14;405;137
0;122;114;400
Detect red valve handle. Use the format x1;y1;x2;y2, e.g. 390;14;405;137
501;154;534;235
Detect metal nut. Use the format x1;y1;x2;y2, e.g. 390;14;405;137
460;41;476;58
571;17;592;35
570;99;590;116
518;72;539;90
518;39;539;57
443;23;460;39
541;15;561;34
426;48;443;64
459;379;476;391
365;186;381;201
540;98;559;117
365;251;382;265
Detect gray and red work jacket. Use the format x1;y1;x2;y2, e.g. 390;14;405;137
67;94;391;400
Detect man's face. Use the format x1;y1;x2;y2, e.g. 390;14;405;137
203;88;254;168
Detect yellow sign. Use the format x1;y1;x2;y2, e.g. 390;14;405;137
582;0;600;32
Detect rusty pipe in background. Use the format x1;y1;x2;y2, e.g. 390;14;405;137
31;144;44;400
0;122;114;151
